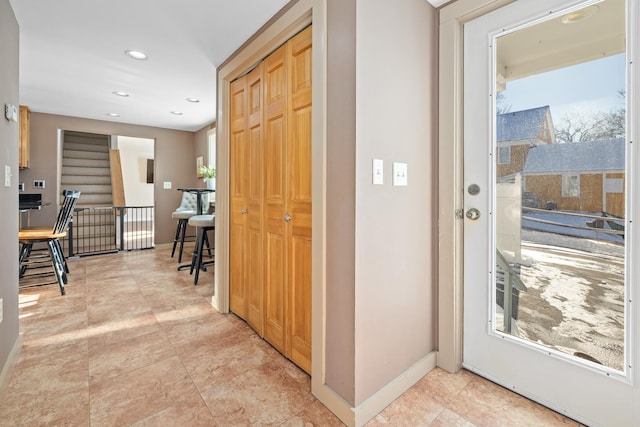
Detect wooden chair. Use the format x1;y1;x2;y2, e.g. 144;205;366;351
19;190;81;295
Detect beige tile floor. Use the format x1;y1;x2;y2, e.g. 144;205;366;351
0;247;583;426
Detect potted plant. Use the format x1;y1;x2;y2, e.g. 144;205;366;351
198;166;216;190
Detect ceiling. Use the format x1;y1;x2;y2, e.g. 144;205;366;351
9;0;290;132
497;0;624;85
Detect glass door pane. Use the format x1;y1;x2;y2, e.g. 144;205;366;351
493;0;627;372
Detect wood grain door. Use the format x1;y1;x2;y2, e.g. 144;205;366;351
263;44;288;354
286;26;312;373
246;64;265;334
229;76;249;319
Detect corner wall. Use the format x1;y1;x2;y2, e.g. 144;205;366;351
353;0;437;407
19;113;198;244
0;0;20;388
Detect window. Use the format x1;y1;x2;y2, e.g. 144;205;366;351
207;128;216;170
498;146;511;164
562;174;580;197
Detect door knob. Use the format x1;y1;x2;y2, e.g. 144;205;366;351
466;208;480;220
240;208;247;215
284;213;292;222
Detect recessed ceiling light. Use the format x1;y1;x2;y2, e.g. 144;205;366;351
561;5;598;24
170;111;183;116
186;98;200;103
125;50;148;60
106;113;120;117
112;91;130;97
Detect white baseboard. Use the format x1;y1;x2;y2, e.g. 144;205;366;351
313;351;437;427
0;333;23;402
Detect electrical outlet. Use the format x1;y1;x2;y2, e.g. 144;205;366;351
0;298;3;324
33;180;45;189
18;182;25;192
163;181;172;189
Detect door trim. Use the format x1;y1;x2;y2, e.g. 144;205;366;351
215;0;347;423
437;0;515;373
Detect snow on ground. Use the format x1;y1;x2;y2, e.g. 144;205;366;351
501;223;625;371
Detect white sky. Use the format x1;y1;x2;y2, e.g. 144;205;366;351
498;53;626;124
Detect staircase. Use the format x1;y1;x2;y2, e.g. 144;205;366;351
61;131;113;207
61;131;117;254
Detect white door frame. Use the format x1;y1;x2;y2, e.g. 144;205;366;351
437;0;515;373
213;1;362;424
439;0;640;423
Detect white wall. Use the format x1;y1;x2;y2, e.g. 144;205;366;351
354;0;437;405
117;136;154;208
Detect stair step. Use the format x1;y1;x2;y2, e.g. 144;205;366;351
63;149;110;161
63;158;111;168
61;175;112;185
62;184;112;195
64;142;109;153
62;166;111;176
76;194;113;205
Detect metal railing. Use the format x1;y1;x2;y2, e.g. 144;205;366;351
67;206;154;257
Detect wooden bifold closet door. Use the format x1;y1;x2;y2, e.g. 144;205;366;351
229;26;312;374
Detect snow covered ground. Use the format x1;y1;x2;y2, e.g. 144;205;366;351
502;228;625;371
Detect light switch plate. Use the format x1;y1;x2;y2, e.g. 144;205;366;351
0;297;3;324
4;104;17;122
163;181;172;189
393;162;408;186
4;165;10;187
372;159;384;185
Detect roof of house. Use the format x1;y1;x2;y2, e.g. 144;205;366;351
523;138;625;174
497;106;550;142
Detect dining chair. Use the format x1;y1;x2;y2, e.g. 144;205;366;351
18;189;81;295
171;191;198;262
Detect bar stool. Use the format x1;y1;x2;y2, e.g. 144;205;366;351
170;192;199;262
188;214;215;285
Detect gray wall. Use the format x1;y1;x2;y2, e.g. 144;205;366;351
324;0;438;406
325;0;357;403
19;113;199;244
0;0;20;380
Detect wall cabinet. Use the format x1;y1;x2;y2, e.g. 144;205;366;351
230;26;312;373
19;105;30;169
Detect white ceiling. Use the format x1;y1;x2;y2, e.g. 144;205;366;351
9;0;290;132
497;0;624;84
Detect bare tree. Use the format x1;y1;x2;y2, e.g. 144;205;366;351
496;91;511;114
554;90;625;143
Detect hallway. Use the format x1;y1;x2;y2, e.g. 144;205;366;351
0;248;582;426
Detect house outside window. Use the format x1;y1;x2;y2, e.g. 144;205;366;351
562;174;580;197
498;146;511;164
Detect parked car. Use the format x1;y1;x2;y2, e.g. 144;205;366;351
522;192;540;208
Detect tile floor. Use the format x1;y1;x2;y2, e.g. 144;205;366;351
0;247;583;426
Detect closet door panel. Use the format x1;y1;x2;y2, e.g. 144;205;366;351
263;45;288;353
287;26;313;373
229;77;249;319
247;64;265;334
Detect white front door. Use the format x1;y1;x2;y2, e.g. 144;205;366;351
463;0;639;425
